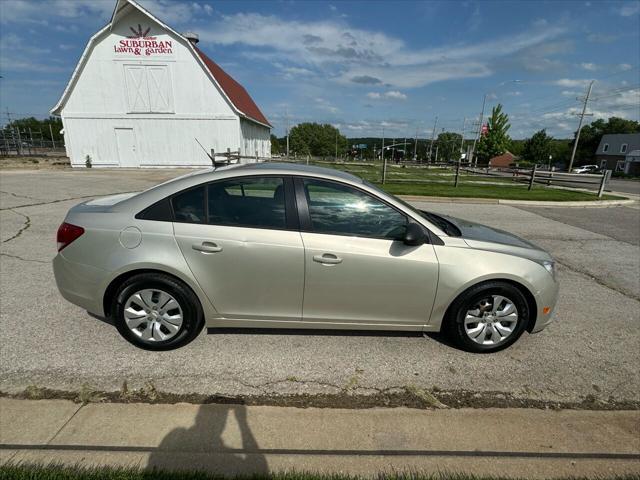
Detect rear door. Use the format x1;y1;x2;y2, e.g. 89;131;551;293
172;176;304;322
296;177;439;327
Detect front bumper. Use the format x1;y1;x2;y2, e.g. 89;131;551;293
530;276;560;333
53;253;108;316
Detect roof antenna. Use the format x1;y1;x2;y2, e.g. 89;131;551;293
194;137;216;168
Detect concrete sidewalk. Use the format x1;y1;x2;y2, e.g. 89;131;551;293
1;399;638;477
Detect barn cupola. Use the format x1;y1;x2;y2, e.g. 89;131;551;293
183;32;199;45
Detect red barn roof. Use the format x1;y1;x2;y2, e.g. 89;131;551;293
195;47;271;127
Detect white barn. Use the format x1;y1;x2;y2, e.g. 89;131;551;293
51;0;271;168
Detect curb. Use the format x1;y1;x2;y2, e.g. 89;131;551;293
398;195;637;208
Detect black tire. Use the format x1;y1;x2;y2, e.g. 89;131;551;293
446;281;529;353
111;273;204;351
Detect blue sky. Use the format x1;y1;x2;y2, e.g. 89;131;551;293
1;0;639;139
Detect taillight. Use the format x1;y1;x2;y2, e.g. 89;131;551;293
57;222;85;252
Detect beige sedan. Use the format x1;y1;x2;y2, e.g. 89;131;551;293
53;163;558;353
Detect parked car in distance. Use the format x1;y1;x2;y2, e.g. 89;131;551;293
53;163;559;353
572;164;600;174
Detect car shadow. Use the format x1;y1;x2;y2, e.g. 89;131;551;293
207;327;465;350
207;327;422;338
146;403;269;474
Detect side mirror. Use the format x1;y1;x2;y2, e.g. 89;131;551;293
403;222;427;246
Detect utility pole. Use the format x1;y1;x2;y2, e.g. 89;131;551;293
381;126;387;183
391;138;396;164
460;117;466;159
381;126;385;163
567;80;594;173
285;108;290;159
413;127;418;162
49;123;56;149
470;93;487;166
428;116;438;163
335;128;338;160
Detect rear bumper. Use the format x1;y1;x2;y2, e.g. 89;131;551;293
53;253;108;316
530;277;560;333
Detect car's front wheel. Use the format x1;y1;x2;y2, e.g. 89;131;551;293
111;273;203;351
447;281;529;353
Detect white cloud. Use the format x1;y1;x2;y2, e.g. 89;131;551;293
0;0;112;24
385;90;407;100
618;63;633;71
198;13;566;89
367;90;408;100
580;62;598;71
542;88;640;123
1;0;213;26
314;97;339;114
552;78;593;88
618;2;640;16
0;33;68;73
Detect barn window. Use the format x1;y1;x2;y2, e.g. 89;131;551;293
124;64;174;113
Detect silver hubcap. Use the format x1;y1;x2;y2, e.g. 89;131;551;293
464;295;518;346
123;289;183;342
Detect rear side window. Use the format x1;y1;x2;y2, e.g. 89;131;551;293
136;198;172;221
172;186;205;223
207;177;286;229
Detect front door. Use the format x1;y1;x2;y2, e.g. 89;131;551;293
115;128;138;167
172;176;304;321
297;178;439;327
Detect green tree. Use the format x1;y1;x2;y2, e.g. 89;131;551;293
270;134;281;155
289;123;347;158
2;116;63;142
571;117;640;165
521;129;553;164
475;104;511;164
435;132;462;162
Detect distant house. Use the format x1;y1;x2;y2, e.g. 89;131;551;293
623;150;640;176
489;151;517;168
595;134;640;174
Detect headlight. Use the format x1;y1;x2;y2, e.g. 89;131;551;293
540;260;556;280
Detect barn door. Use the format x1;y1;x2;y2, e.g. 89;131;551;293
124;65;173;113
115;128;138;167
147;66;172;112
124;66;150;112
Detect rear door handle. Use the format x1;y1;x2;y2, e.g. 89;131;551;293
192;241;223;253
313;253;342;265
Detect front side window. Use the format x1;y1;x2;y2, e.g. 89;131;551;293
621;144;628;153
303;178;407;239
172;186;205;223
208;177;286;229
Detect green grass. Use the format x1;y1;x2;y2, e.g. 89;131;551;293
1;464;638;480
307;161;621;200
379;183;622;201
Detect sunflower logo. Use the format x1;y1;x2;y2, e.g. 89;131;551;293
128;24;151;38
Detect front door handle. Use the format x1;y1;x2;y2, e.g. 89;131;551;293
192;241;223;253
313;253;342;265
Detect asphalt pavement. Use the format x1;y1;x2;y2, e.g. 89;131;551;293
1;169;639;406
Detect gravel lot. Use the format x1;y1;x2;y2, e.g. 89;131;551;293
1;169;639;405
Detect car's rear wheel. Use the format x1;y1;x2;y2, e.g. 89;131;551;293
111;273;203;350
447;281;529;353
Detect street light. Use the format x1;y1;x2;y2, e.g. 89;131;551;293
470;80;522;166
